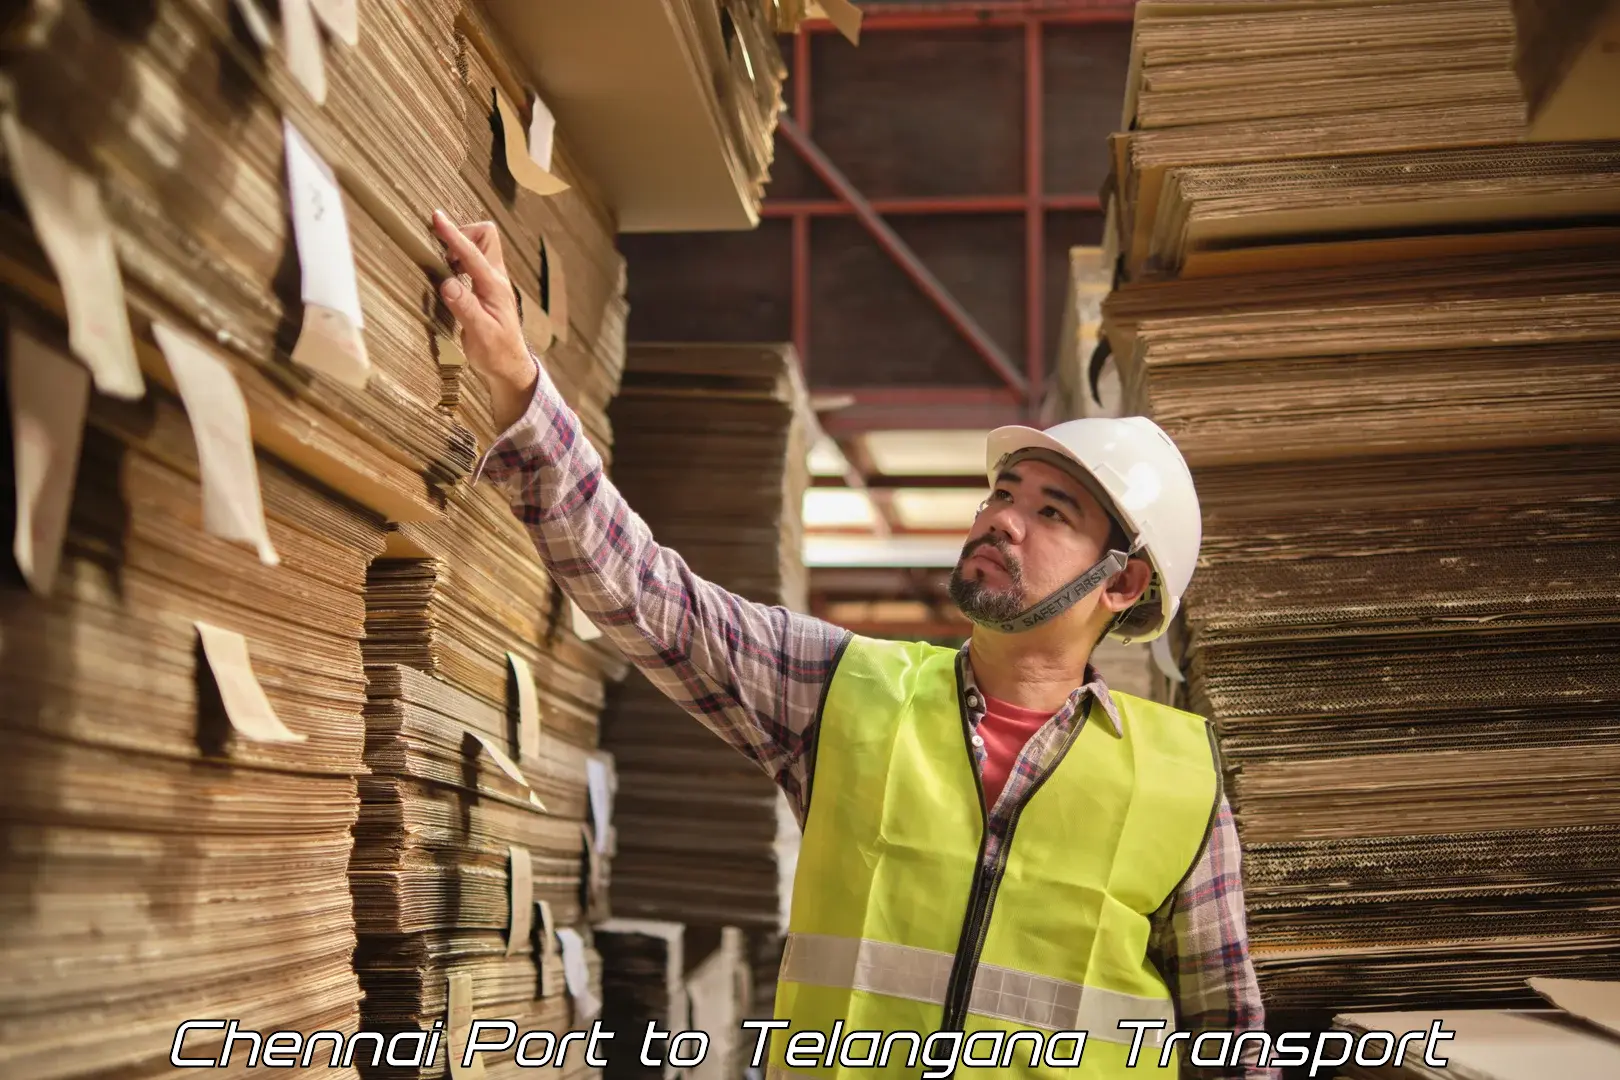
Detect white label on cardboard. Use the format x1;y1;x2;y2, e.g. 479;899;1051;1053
309;0;359;47
527;91;556;173
283;118;369;388
195;622;307;743
0;114;143;400
555;928;601;1023
570;597;602;642
507;651;540;762
586;753;614;854
7;324;90;596
152;322;279;566
279;0;327;105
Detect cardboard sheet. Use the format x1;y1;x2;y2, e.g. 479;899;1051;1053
506;845;534;957
279;0;328;105
494;87;568;197
229;0;275;48
1530;978;1620;1040
507;650;541;762
195;621;307;744
0;113;142;400
7;323;89;596
152;321;279;567
283;118;369;389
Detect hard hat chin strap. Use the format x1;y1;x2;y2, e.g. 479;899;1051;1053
967;548;1131;635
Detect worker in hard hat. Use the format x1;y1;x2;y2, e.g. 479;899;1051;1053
434;212;1276;1080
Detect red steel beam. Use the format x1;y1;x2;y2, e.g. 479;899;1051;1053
778;115;1030;399
791;30;813;371
806;2;1136;32
1024;17;1045;420
761;193;1102;216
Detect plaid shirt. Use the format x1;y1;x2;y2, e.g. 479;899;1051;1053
477;359;1277;1079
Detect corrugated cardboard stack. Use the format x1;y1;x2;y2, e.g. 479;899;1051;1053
348;6;635;1078
1106;0;1620;1017
1;0;622;1077
594;342;814;1057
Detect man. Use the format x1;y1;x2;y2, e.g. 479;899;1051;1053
431;211;1276;1079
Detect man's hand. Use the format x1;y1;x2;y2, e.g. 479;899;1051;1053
431;210;539;433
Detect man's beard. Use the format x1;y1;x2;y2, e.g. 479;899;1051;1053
948;533;1026;623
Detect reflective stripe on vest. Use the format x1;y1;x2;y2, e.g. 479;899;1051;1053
771;635;1220;1079
780;932;1175;1044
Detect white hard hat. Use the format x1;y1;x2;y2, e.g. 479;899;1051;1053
983;415;1202;643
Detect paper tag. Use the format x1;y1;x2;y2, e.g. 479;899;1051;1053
230;0;275;49
586;753;614;854
8;324;90;596
435;328;465;368
467;731;547;811
446;972;486;1080
195;622;306;742
0;114;143;400
539;237;568;344
527;91;556;173
517;286;552;356
506;651;540;762
494;88;568;196
309;0;358;47
283;119;369;388
580;821;607;920
507;845;533;957
535;899;557;942
280;0;327;104
569;597;601;642
152;322;279;566
818;0;863;44
555;928;601;1023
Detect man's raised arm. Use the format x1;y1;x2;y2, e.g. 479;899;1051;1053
432;211;848;812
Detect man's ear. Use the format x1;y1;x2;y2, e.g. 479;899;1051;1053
1100;557;1152;612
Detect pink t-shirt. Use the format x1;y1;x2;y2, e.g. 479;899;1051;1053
978;693;1054;807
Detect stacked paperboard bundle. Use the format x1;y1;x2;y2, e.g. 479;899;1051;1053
592;922;755;1080
1;306;384;1079
1102;0;1620;1018
0;0;493;520
598;343;814;935
1111;0;1620;280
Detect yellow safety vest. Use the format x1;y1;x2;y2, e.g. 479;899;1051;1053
766;636;1220;1079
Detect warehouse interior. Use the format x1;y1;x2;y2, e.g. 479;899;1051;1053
1;0;1617;1078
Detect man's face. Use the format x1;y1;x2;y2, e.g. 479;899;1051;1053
948;458;1120;625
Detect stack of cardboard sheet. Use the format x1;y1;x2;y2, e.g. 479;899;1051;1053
591;921;754;1079
1112;0;1620;281
1;1;633;1077
1103;0;1620;1019
599;343;814;936
0;0;485;519
594;920;689;1080
0;313;384;1080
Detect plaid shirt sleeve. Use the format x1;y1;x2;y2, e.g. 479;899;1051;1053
474;357;849;811
1149;796;1280;1080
